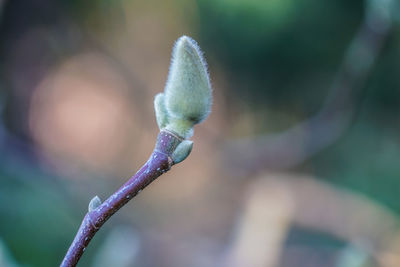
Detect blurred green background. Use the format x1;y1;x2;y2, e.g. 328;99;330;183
0;0;400;266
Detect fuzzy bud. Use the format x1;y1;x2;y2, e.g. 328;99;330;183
88;196;102;212
161;35;212;138
154;93;169;129
171;140;193;164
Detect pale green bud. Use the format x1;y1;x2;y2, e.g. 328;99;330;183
154;93;169;129
88;195;102;212
163;35;212;138
171;140;193;164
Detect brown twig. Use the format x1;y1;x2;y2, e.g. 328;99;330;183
61;130;182;267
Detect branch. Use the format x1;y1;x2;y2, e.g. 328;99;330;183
61;130;181;267
61;35;213;266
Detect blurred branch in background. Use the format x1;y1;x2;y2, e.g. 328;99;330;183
224;174;400;267
91;226;140;267
223;176;293;267
0;239;20;267
223;0;397;174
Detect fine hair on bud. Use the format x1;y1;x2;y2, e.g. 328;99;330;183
164;35;212;125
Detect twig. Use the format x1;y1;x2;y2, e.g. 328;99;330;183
61;35;212;267
61;130;181;267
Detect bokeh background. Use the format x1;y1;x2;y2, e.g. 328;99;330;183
0;0;400;266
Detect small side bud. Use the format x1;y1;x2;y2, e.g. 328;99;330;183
154;93;169;129
88;196;102;212
171;140;193;164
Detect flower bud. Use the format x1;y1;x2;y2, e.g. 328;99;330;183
162;35;212;138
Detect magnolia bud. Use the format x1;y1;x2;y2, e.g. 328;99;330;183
162;35;212;138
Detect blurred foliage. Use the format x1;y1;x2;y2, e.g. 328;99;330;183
197;0;364;115
0;160;73;266
197;0;400;214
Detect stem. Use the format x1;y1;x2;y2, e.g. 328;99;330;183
61;130;183;267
